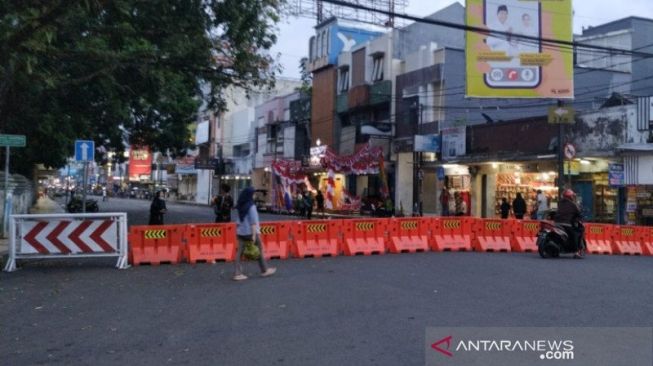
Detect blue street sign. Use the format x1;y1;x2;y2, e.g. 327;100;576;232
75;140;95;161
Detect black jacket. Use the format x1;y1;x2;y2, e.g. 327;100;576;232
512;197;527;215
555;198;580;224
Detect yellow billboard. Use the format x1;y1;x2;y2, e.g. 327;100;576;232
466;0;573;98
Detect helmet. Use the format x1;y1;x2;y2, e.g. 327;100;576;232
563;189;576;200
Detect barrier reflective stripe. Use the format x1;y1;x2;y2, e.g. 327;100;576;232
145;230;167;239
400;221;419;230
485;222;502;231
200;228;222;238
355;222;375;231
4;213;129;272
442;220;462;230
307;223;327;233
343;219;386;256
260;225;276;235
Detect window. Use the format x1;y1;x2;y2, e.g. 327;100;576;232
372;56;384;82
338;67;350;92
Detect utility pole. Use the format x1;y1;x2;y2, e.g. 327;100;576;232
557;100;566;201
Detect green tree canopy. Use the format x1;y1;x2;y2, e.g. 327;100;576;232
0;0;281;175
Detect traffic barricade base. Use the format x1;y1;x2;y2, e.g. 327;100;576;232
611;226;643;255
431;235;472;252
259;222;290;260
612;241;643;255
510;220;540;252
387;218;429;253
344;238;385;256
473;219;512;252
387;236;429;253
475;237;511;252
584;223;614;255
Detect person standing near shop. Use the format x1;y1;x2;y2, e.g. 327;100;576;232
148;191;167;225
500;198;511;219
212;184;234;223
536;189;548;220
440;188;450;216
315;190;325;218
303;190;314;220
512;192;527;219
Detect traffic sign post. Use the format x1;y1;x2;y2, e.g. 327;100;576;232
75;140;95;213
1;134;27;237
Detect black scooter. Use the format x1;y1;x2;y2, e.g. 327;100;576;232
536;212;586;258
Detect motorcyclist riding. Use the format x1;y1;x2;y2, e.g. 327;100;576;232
554;189;583;258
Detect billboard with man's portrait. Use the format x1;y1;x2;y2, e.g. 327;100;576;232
465;0;573;98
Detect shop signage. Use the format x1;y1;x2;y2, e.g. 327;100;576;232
609;163;625;187
414;134;441;152
548;106;575;124
564;161;580;175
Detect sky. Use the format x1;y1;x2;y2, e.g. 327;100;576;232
271;0;653;79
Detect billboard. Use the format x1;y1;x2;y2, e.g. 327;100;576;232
128;146;152;181
465;0;573;98
414;134;441;152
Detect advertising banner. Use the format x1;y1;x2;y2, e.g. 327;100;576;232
128;146;152;181
465;0;573;98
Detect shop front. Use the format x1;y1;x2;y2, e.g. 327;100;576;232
440;164;472;216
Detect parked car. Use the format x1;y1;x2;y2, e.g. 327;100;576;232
66;197;99;213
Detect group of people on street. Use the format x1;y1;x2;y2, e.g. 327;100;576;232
293;189;325;219
499;189;550;220
439;188;469;216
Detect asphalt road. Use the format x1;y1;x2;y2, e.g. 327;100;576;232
2;197;652;365
74;196;309;225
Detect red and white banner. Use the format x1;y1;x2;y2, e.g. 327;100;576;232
20;220;118;254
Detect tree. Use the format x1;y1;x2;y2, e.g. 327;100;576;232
0;0;282;175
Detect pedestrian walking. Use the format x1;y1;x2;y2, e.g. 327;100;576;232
148;191;167;225
440;188;450;216
233;187;276;281
303;190;314;220
512;192;527;219
102;187;108;202
536;189;548;220
212;184;234;223
315;190;325;218
500;197;511;219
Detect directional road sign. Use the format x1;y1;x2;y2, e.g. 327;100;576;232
0;134;26;147
75;140;95;162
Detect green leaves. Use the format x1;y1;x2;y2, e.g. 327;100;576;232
1;0;282;175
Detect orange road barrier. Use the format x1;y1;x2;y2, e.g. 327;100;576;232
510;220;540;252
342;219;387;256
386;218;429;253
291;220;342;258
472;219;511;252
185;223;237;263
429;217;473;252
129;225;186;265
259;222;291;259
611;226;643;255
584;223;614;255
641;227;653;256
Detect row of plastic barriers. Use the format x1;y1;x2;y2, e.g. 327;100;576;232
127;218;653;265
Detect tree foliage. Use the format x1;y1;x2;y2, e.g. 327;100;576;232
0;0;281;175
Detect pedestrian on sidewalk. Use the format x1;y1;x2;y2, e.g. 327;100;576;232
233;186;276;281
500;197;511;219
315;190;325;218
303;190;314;220
212;184;234;223
512;192;527;219
149;191;167;225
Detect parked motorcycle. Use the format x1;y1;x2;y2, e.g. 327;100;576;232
536;215;586;258
66;197;99;213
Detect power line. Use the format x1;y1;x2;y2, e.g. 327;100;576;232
319;0;653;58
